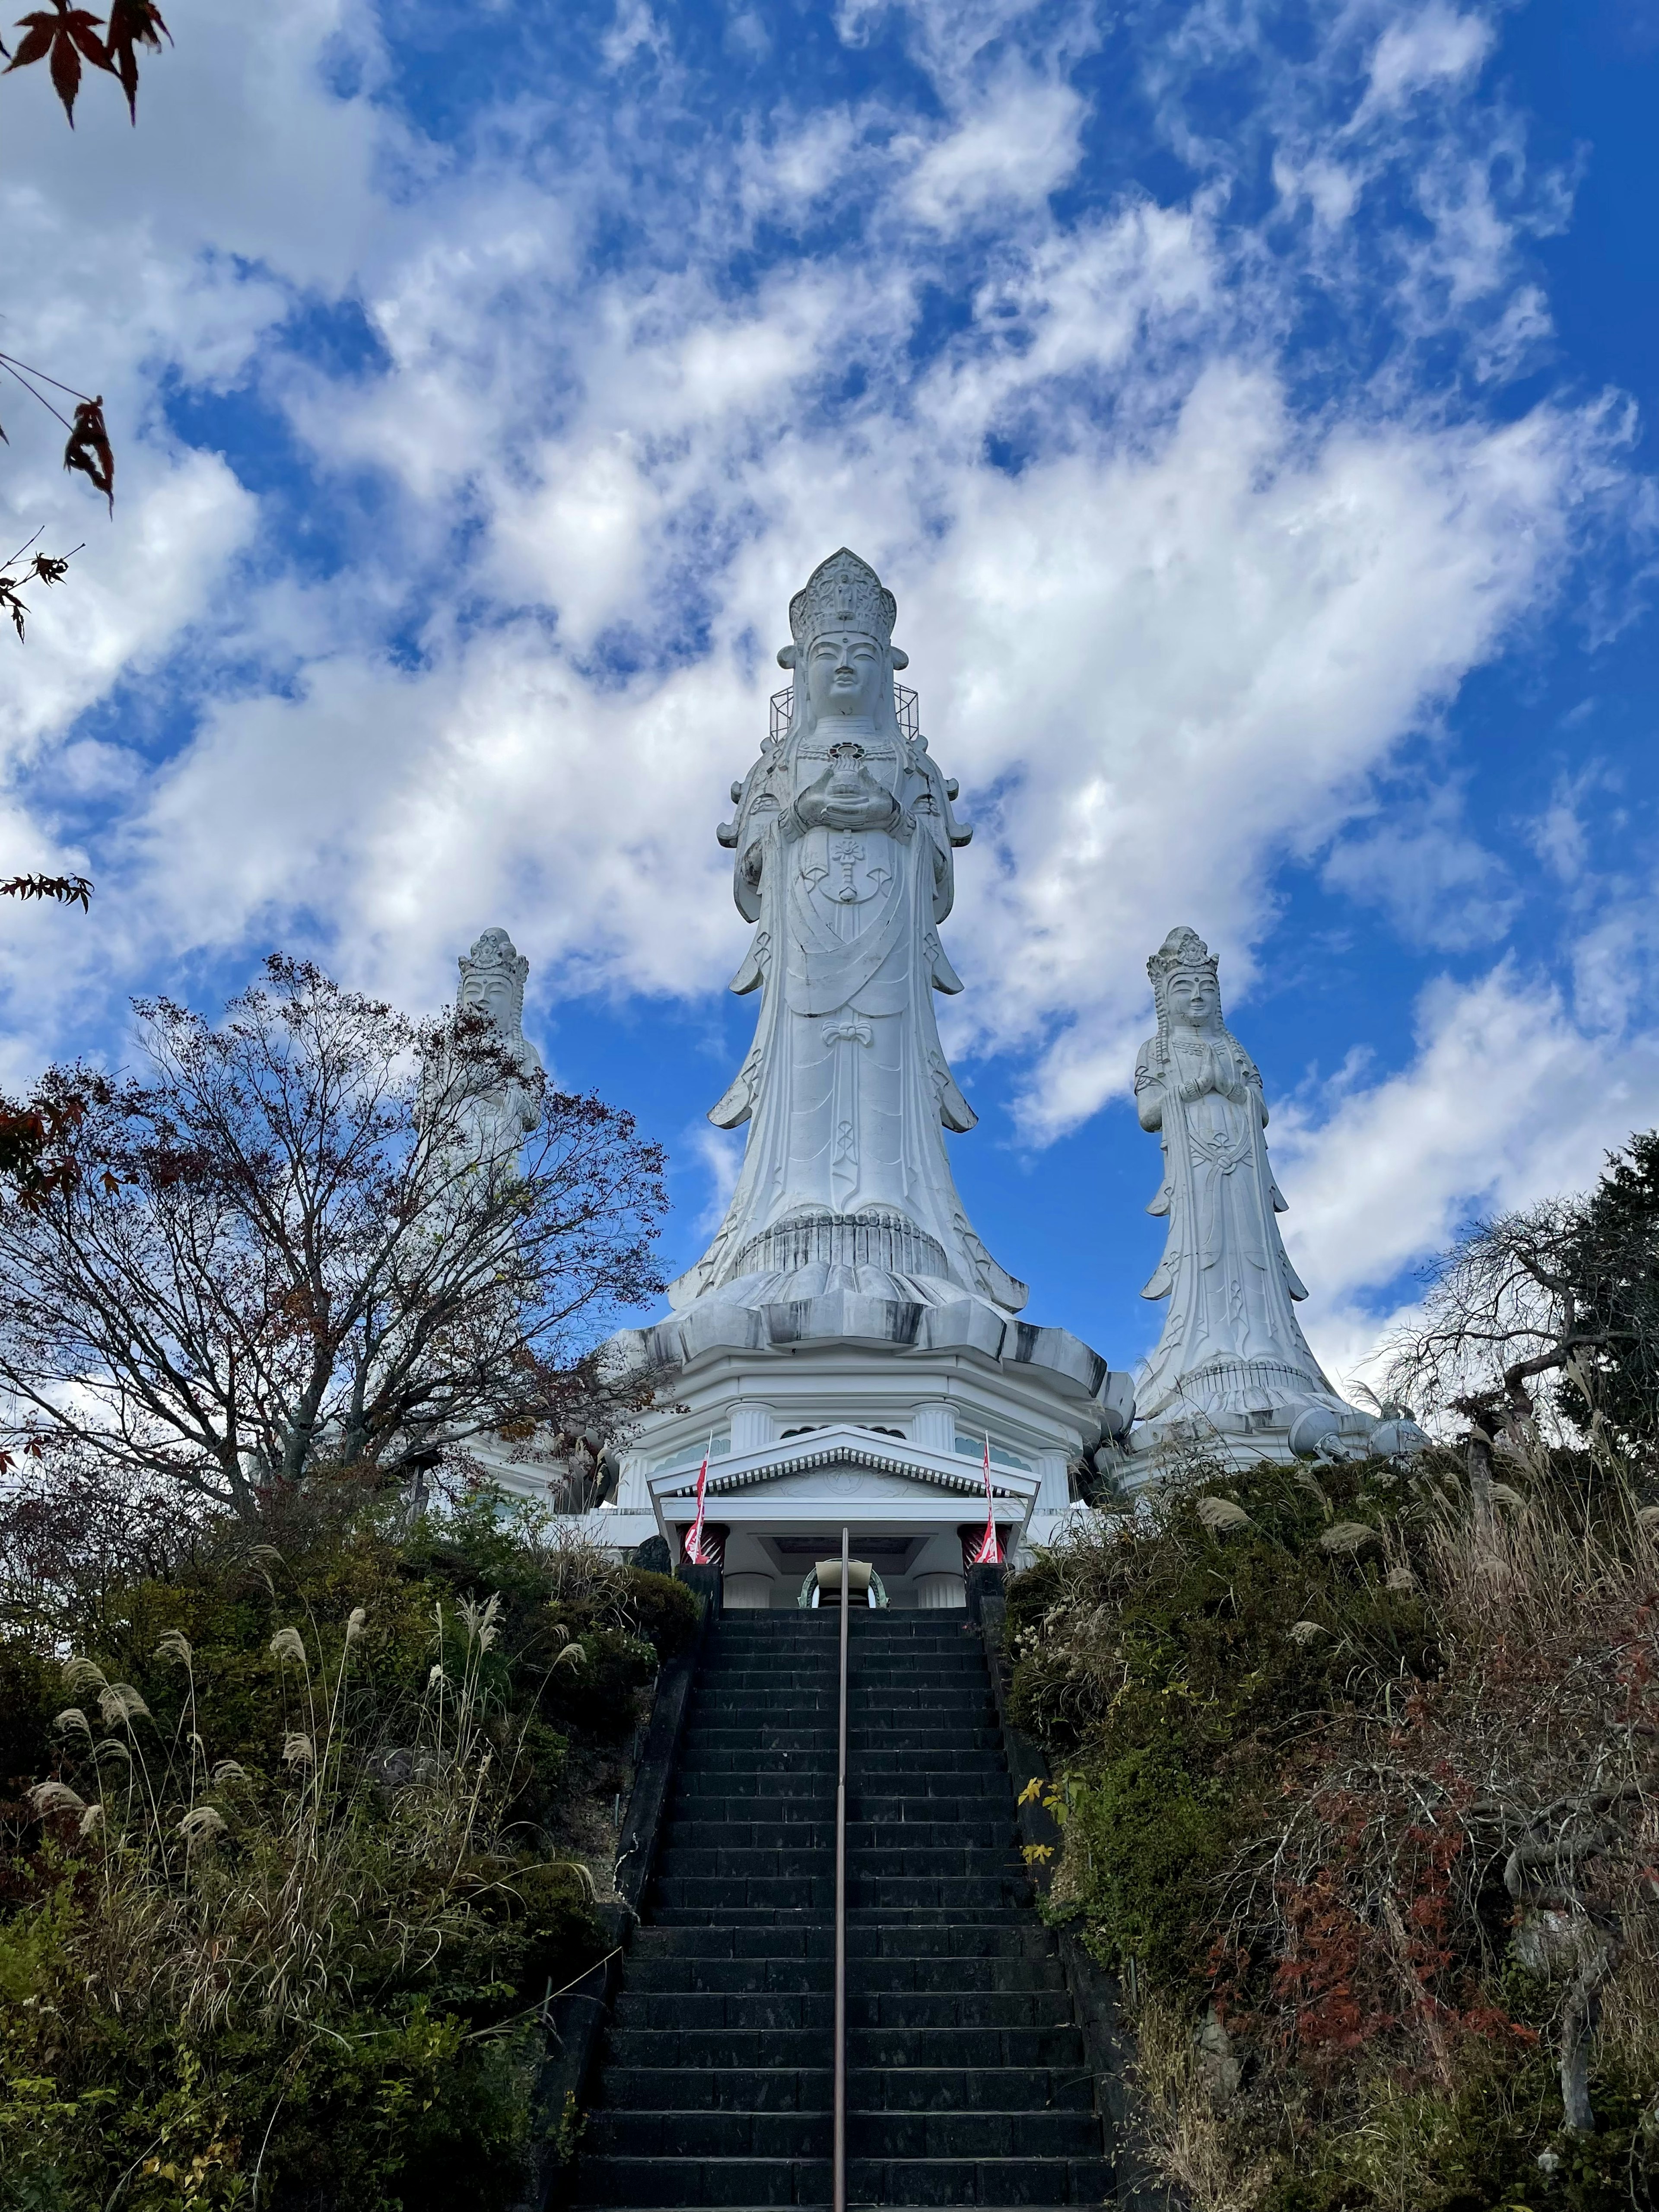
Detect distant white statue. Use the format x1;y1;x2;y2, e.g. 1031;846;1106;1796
1132;926;1365;1458
450;926;543;1163
674;548;1025;1313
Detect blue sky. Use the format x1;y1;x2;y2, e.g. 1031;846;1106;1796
1;0;1656;1387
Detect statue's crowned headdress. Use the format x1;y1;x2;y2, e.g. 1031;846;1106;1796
779;547;904;667
1147;925;1220;1035
458;926;529;1031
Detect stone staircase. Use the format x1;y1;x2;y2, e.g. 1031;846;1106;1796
572;1609;1113;2209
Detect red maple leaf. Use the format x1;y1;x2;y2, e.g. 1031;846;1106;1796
102;0;165;121
3;0;114;126
63;395;113;512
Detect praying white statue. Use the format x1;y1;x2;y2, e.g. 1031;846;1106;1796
672;548;1025;1313
1132;926;1365;1456
450;926;543;1162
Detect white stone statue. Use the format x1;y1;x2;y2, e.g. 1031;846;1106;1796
1132;926;1363;1456
450;926;543;1161
672;548;1026;1314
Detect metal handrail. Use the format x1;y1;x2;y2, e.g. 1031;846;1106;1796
834;1523;849;2212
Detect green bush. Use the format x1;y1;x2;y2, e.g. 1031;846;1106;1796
540;1621;658;1736
620;1567;700;1660
1058;1747;1236;1986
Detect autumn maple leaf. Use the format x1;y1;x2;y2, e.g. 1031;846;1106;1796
3;0;115;126
102;0;165;123
63;395;114;513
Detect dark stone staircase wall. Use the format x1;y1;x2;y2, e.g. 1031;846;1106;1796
570;1612;1117;2211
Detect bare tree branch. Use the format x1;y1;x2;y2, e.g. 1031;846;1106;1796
0;956;668;1520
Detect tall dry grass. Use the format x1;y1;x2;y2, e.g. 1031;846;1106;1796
29;1582;588;2038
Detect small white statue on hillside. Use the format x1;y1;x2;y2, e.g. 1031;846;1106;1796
1130;926;1370;1461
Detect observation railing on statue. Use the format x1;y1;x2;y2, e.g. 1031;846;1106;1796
768;683;919;743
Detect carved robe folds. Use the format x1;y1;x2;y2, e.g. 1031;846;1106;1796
1131;925;1359;1452
676;550;1024;1316
687;739;1008;1308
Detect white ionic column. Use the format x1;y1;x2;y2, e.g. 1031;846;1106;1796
914;1572;966;1610
721;1573;775;1610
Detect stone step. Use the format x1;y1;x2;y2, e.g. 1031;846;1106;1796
669;1821;1014;1852
648;1874;1035;1914
629;1923;1059;1962
707;1658;988;1678
571;2154;1112;2206
694;1699;995;1716
674;1769;1007;1798
595;2065;1093;2116
605;2026;1085;2070
584;2107;1104;2159
613;1990;1078;2032
673;1793;1013;1825
715;1620;972;1635
658;1845;1026;1880
625;1954;1066;1996
681;1729;1006;1752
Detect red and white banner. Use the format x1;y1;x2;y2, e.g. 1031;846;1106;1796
683;1442;713;1566
966;1435;1003;1567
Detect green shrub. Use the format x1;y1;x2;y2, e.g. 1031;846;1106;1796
0;1639;56;1802
619;1568;699;1660
541;1622;658;1736
1006;1452;1659;2210
1057;1747;1236;1986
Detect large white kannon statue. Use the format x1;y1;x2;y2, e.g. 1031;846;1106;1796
674;546;1026;1319
578;550;1130;1602
1128;926;1376;1463
451;925;543;1160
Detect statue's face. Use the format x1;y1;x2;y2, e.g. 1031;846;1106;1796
806;629;884;720
1166;968;1220;1033
461;967;515;1031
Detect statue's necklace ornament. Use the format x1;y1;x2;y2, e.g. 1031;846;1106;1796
678;547;1027;1316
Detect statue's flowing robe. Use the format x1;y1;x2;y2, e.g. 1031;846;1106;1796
1135;1027;1341;1421
672;721;1024;1313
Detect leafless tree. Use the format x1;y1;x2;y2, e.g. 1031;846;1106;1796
0;956;667;1521
1384;1199;1631;1538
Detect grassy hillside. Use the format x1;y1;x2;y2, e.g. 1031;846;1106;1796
0;1491;696;2211
1004;1448;1659;2212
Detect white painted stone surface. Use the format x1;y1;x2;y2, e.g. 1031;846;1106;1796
915;1573;967;1610
674;549;1025;1320
451;926;543;1159
1128;926;1374;1462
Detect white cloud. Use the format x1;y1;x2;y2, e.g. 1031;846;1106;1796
904;74;1087;223
1276;956;1659;1386
686;1122;744;1236
603;1;669;69
1527;765;1601;886
1364;6;1495;113
1322;787;1517;950
1;456;257;754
